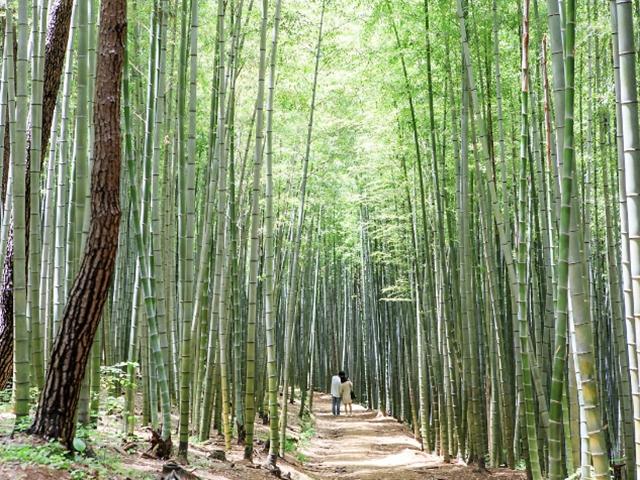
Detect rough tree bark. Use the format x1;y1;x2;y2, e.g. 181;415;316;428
0;0;75;390
0;239;12;387
28;0;125;446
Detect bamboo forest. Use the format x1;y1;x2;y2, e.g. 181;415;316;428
2;0;640;479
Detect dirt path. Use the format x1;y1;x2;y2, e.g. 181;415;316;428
299;393;524;480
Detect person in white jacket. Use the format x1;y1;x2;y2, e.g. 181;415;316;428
331;371;345;415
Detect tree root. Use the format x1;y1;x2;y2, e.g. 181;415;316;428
146;428;173;460
160;460;200;480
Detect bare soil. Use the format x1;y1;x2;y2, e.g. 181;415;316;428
0;462;71;479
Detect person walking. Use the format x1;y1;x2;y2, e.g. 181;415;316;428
340;375;354;416
331;371;344;416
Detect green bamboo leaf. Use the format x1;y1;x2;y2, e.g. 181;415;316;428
72;437;86;453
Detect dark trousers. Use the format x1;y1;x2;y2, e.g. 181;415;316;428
332;396;341;415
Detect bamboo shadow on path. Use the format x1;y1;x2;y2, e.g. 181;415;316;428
300;393;525;480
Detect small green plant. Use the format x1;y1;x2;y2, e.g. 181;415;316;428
101;362;138;392
73;424;96;449
103;394;124;415
300;424;315;443
13;415;32;433
70;469;87;480
72;437;87;453
284;412;316;464
299;411;316;443
100;362;136;417
29;386;41;403
284;437;297;453
0;388;11;405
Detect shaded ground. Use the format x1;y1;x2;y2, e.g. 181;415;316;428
0;391;525;480
300;393;526;480
0;390;312;480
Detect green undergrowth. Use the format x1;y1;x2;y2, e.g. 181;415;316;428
289;410;316;463
0;410;146;479
0;381;151;479
515;459;527;471
1;441;74;469
0;435;134;479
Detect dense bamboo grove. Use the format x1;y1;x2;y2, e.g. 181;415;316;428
2;0;640;479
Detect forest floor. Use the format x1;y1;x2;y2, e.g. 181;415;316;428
0;390;526;480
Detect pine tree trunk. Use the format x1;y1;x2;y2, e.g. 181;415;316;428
29;0;125;446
